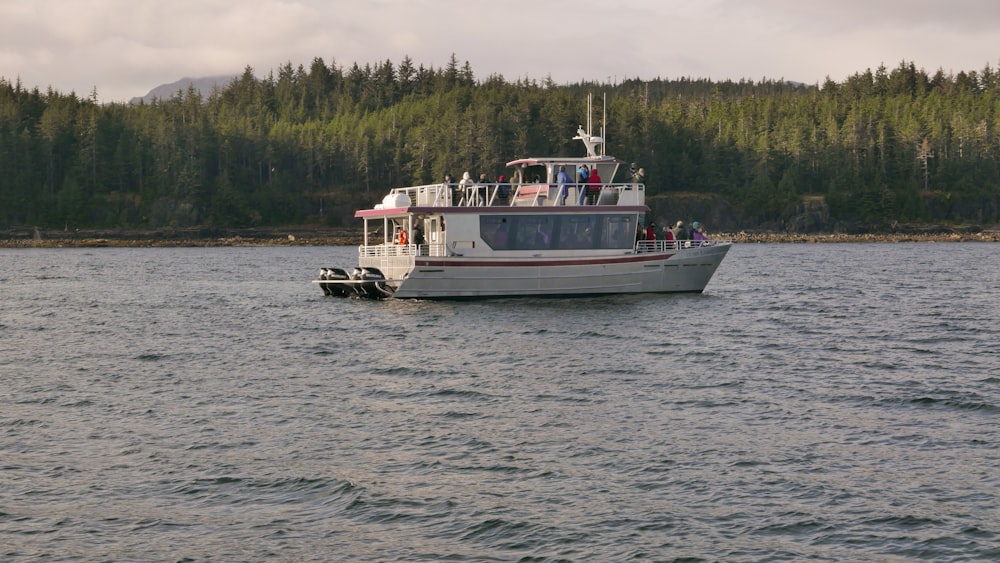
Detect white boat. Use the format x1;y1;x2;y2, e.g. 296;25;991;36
314;104;731;299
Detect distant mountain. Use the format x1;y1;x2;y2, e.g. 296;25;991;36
130;75;238;104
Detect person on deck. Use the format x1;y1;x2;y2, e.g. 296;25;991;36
556;166;572;205
443;174;454;204
645;222;656;241
672;220;686;240
475;173;490;205
586;166;602;205
496;175;509;205
575;165;590;204
692;221;707;242
457;172;473;205
631;165;646;184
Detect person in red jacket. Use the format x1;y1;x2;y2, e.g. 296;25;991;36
586;166;603;204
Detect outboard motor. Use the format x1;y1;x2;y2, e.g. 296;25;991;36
319;267;352;297
318;268;333;296
351;267;390;299
363;267;395;298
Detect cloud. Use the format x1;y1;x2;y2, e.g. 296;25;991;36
2;0;999;102
720;0;1000;33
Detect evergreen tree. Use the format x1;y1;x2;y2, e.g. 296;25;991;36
2;56;999;230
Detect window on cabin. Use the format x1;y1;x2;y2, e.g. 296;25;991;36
480;216;510;249
561;215;597;249
514;216;554;250
479;214;636;251
601;215;635;248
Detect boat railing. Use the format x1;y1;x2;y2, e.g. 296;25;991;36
387;182;645;208
359;242;449;258
634;239;730;253
506;182;645;207
357;242;450;281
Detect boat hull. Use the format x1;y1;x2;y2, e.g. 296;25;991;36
375;242;730;299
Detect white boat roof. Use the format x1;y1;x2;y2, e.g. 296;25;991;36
506;155;622;167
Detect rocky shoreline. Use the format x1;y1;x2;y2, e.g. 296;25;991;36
0;227;361;248
721;229;1000;243
2;225;998;248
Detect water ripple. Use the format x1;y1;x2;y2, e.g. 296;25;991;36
1;244;998;560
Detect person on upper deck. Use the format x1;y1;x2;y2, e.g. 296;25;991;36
457;172;472;205
475;173;491;205
645;222;656;241
443;173;454;204
586;166;602;205
575;165;590;205
557;166;572;205
629;163;645;184
588;166;602;185
496;175;509;205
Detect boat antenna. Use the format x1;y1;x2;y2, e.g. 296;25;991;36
602;92;607;157
574;93;606;158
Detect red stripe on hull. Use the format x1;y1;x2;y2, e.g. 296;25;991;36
414;253;675;268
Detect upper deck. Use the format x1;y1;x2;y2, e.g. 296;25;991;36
360;113;645;217
361;179;646;217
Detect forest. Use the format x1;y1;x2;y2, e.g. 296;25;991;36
2;54;1000;232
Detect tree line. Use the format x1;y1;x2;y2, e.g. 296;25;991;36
2;55;999;231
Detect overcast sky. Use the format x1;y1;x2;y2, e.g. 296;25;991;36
2;0;1000;103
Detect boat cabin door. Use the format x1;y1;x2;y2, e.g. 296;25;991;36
428;217;439;243
427;215;446;246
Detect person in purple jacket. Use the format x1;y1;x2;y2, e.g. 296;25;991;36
692;221;708;241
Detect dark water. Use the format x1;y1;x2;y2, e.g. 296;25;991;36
2;243;998;562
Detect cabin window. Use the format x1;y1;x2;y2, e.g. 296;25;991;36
480;214;635;250
603;215;636;248
560;215;598;249
514;216;555;250
481;216;511;249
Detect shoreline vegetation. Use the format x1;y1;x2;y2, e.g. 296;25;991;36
4;61;1000;235
2;225;998;248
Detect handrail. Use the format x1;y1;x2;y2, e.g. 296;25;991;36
360;239;728;258
360;242;449;258
386;182;645;208
634;239;731;253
